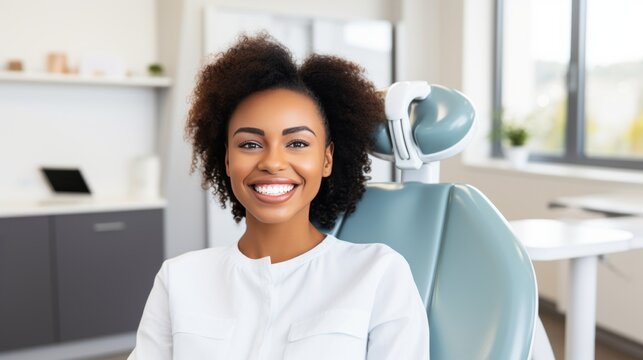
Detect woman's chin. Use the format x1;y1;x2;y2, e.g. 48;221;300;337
245;207;309;226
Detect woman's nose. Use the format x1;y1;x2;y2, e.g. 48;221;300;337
257;145;288;173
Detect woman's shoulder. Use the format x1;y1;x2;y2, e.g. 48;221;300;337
329;235;410;269
161;245;234;273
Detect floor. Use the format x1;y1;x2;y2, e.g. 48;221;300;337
539;311;639;360
96;311;639;360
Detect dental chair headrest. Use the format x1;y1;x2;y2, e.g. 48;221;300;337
371;82;476;170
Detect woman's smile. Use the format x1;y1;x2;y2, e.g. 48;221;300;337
250;178;300;203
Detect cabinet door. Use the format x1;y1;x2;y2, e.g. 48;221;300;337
0;216;55;351
54;209;163;341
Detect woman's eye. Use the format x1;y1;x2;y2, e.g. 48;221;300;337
239;141;261;149
288;140;309;148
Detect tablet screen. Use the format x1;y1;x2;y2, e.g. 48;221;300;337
41;168;91;194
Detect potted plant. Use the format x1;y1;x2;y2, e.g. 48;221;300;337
502;124;530;168
491;111;531;167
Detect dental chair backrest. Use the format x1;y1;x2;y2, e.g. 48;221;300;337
322;82;537;359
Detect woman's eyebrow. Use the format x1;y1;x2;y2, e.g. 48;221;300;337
232;126;316;137
283;126;316;136
233;127;264;136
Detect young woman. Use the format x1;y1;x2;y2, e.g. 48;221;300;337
128;34;429;360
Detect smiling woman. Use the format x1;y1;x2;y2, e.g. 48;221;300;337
127;33;430;360
225;89;334;257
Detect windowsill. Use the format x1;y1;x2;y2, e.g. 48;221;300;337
461;156;643;185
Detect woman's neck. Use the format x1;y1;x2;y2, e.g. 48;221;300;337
238;213;325;264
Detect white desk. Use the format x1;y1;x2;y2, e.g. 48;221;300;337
551;193;643;217
577;216;643;249
510;219;634;360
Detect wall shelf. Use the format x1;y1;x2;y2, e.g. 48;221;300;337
0;71;171;88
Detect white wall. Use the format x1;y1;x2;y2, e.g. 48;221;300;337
0;0;157;75
212;0;397;23
0;84;157;201
0;0;160;202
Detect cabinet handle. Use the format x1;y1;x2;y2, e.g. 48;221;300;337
93;221;126;232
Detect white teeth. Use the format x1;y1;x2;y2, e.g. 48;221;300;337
253;184;295;196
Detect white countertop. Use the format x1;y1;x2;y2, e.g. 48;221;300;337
0;197;167;218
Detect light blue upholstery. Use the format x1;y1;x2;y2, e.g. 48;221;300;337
317;82;536;358
323;183;537;359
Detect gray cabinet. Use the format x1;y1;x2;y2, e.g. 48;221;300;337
54;209;163;341
0;208;163;352
0;216;55;351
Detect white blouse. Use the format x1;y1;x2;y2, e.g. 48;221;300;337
128;234;429;360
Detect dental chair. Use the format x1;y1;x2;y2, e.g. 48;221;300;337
320;82;550;359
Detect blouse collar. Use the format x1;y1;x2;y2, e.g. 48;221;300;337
230;233;336;278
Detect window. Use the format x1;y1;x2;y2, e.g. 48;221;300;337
494;0;643;169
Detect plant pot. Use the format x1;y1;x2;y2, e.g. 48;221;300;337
505;146;530;168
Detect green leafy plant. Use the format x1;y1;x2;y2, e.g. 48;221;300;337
148;63;164;76
504;125;529;146
491;110;530;147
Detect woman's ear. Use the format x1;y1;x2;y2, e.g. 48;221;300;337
323;142;334;177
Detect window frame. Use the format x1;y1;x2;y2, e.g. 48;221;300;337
492;0;643;170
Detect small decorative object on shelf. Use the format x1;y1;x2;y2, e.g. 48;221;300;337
7;60;23;71
147;63;164;76
47;52;69;74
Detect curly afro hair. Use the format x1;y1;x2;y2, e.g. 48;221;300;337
185;33;385;229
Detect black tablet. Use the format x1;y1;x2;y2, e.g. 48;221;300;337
40;167;91;194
